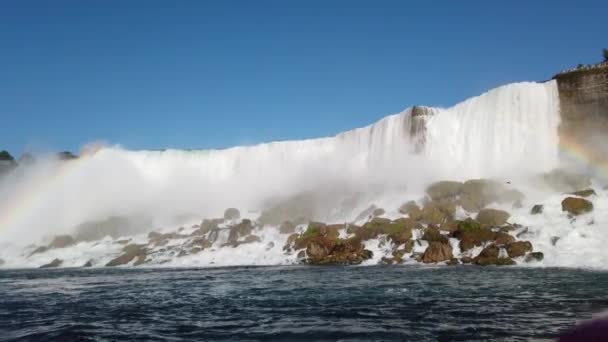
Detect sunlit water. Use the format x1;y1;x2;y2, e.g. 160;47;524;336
1;266;607;341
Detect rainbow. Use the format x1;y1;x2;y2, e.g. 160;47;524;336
559;133;608;183
0;157;87;237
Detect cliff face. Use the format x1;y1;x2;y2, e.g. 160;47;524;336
554;62;608;162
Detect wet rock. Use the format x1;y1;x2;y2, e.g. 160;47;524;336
494;232;515;245
223;208;241;220
240;235;262;245
474;245;515;266
83;260;93;267
476;208;510;226
531;204;544;215
550;236;560;246
542;169;591;192
49;235;75;249
40;258;63;268
426;181;463;201
355;217;413;244
460;179;502;210
453;219;495;251
227;219;254;244
29;246;48;257
446;258;460;266
561;197;593;215
570;189;596;197
372;208;386;217
279;221;296;234
399;201;419;215
524;252;544;262
422;242;453;263
505;241;532;258
0;258;4;266
460;256;473;264
354;204;377;222
421;227;449;244
148;231;188;246
191;219;224;236
106;244;147;267
74;216;146;242
189;237;213;250
420;201;454;225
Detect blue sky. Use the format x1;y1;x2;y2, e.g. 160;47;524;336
1;1;606;155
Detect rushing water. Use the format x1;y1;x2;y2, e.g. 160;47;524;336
1;266;606;341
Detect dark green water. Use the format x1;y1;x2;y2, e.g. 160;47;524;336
1;266;607;341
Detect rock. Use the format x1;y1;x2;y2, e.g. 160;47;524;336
258;192;320;225
453;219;496;251
83;260;93;267
460;179;503;210
550;236;560;246
40;258;63;268
106;244;147;266
0;258;4;266
355;217;413;244
446;258;459;266
148;231;188;246
74;216;146;242
531;204;544;215
460;256;473;264
570;189;596;197
279;221;296;234
398;201;419;215
29;246;48;256
542;169;591;192
223;208;241;220
473;245;515;266
422;242;453;263
372;208;386;217
426;181;463;201
505;241;532;258
240;235;262;245
354;205;377;222
421;227;449;244
494;232;515;245
227;219;254;244
561;197;593;215
0;150;17;175
524;252;544;262
420;201;454;225
476;208;510;226
189;237;213;249
192;218;224;236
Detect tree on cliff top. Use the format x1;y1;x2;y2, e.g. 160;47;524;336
603;48;608;62
0;150;15;161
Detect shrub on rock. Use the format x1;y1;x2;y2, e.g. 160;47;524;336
561;197;593;215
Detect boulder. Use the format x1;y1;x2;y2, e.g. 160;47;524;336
460;179;503;210
542;169;591;192
524;252;544;262
422;242;453;263
83;260;93;267
355;217;412;244
29;246;48;256
223;208;241;220
530;204;544;215
426;181;463;201
422;227;449;244
49;235;75;249
453;219;496;251
191;218;224;236
420;201;454;225
494;232;515;245
505;241;532;258
354;205;377;222
476;208;510;226
148;231;188;246
240;235;262;245
278;221;296;234
227;219;254;244
40;258;63;268
372;208;386;217
473;245;515;266
570;189;596;198
106;244;147;266
398;201;419;215
561;197;593;215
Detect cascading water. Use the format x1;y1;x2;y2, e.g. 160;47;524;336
1;80;606;269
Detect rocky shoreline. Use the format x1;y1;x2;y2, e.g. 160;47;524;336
3;168;598;269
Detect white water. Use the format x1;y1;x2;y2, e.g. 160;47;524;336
2;80;606;269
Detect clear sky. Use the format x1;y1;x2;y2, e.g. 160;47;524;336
1;0;606;156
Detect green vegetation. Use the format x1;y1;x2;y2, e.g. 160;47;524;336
0;150;14;161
